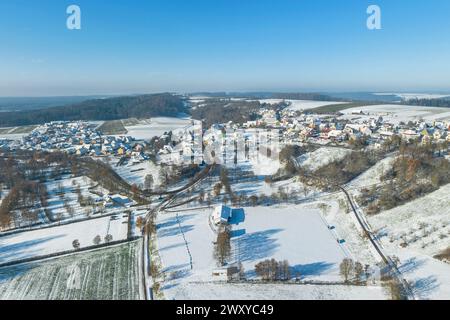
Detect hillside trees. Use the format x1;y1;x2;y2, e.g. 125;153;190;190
0;94;187;127
144;174;154;191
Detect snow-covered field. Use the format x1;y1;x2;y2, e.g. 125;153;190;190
43;176;97;221
233;176;307;198
248;153;281;176
167;282;387;300
393;250;450;300
374;93;450;101
347;155;395;190
315;196;380;267
296;147;352;171
0;126;35;140
340;104;450;124
235;206;349;280
258;99;347;111
154;203;378;299
0;241;143;300
123;117;192;140
0;133;26;140
369;184;450;258
366;184;450;300
114;160;161;188
0;215;129;264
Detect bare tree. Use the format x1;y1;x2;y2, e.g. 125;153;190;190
238;262;245;280
249;195;258;207
64;200;75;218
93;235;102;245
72;239;81;250
255;259;279;281
340;258;354;283
144;174;154;191
57;182;65;199
104;234;113;243
354;261;364;284
56;210;64;224
198;189;205;204
214;228;231;266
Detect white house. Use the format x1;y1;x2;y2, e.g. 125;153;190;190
212;205;232;225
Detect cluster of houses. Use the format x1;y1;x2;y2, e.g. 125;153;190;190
2;107;449;168
153;104;450;165
1;121;150;162
244;107;450;146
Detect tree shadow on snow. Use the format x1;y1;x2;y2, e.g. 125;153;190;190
290;262;335;279
159;242;187;252
0;235;66;283
0;235;65;264
162;263;192;291
398;257;426;274
157;214;196;230
234;229;282;263
157;225;194;238
411;276;439;298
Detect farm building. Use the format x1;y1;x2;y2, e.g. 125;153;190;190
109;194;133;208
212;265;241;281
212;205;245;226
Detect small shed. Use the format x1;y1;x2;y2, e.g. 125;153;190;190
212;266;240;281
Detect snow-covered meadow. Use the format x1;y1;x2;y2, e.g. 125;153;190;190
374;93;450;101
122;117;193;140
346;155;395;190
167;282;387;300
259;99;347;111
339;104;450;125
369;183;450;258
296;147;352;172
364;183;450;300
114;160;161;188
43;175;97;221
0;214;129;265
153;202;380;299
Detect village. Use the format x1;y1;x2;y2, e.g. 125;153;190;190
254;104;450;146
1;99;450;300
1;101;450;167
0;121;148;161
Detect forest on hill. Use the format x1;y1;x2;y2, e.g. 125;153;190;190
0;93;187;127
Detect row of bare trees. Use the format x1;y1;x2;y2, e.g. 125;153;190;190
214;227;231;266
339;258;368;284
255;259;292;281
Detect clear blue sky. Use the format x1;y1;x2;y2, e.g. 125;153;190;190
1;0;450;96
